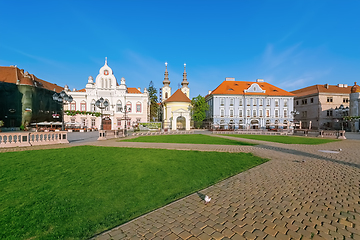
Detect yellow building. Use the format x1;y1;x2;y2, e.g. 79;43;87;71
161;63;191;130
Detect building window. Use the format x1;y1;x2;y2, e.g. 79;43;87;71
230;98;234;106
136;102;141;112
80;102;86;111
251;98;254;106
230;109;234;117
70;102;76;111
220;98;224;106
310;98;314;103
284;109;287;118
302;111;307;118
91;119;96;127
296;100;299;105
165;92;168;99
91;101;96;111
266;109;270;117
239;99;243;106
253;110;256;117
71;118;75;123
117;119;122;126
267;99;270;106
302;99;308;105
343;98;349;103
275;109;279;118
259;109;263;117
220;109;224;117
247;98;250;106
327;110;333;116
247;109;250;117
81;118;86;127
275;99;279;107
117;101;122;112
327;97;333;103
259;99;263;106
239;110;243;117
284;99;288;107
127;102;132;112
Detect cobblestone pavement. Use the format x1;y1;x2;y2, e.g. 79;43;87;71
1;136;359;240
89;137;360;240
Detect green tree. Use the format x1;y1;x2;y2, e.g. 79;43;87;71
191;95;209;128
148;81;159;122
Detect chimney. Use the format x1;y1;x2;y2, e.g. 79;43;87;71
138;87;141;91
324;84;329;89
225;77;235;81
208;90;212;95
256;79;264;82
337;84;344;88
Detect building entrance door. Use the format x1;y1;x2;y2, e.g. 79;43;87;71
102;117;112;130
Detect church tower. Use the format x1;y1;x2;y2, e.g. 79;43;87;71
162;62;171;102
181;63;190;98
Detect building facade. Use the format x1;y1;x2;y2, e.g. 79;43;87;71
205;78;294;130
161;63;192;131
350;82;360;132
0;66;63;130
291;84;351;130
64;59;149;130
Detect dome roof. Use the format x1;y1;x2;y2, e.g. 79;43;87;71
351;82;360;93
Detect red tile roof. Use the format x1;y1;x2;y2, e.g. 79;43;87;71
209;80;294;97
291;84;352;97
0;66;63;92
127;87;142;94
165;89;191;103
76;88;86;92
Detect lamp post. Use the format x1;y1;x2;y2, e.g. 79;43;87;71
53;90;73;131
95;97;109;130
291;109;299;129
119;105;131;136
335;104;349;131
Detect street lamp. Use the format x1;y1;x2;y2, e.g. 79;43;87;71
95;97;109;130
291;109;299;129
119;105;131;136
53;90;73;131
335;104;349;131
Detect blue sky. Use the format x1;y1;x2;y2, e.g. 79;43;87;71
1;1;359;99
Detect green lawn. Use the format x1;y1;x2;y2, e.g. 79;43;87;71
0;146;267;240
222;134;339;144
120;134;256;145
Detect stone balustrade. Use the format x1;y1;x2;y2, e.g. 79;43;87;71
212;130;290;135
0;131;69;148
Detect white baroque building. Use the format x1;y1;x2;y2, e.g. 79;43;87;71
205;78;295;129
64;58;149;130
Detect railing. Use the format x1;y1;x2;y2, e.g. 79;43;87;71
212;129;291;135
132;130;195;136
0;131;69;148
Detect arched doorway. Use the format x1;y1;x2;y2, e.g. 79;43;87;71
250;119;259;129
102;117;112;130
176;116;186;130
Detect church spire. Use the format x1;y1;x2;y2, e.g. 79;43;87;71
181;63;189;87
105;57;108;65
163;62;170;86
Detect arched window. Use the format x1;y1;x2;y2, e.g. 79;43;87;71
117;100;122;112
91;100;96;111
136;102;141;112
220;109;224;117
70;101;76;111
127;102;132;112
165;92;168;98
229;109;234;117
80;101;86;111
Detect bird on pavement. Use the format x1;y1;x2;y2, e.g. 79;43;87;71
204;195;211;204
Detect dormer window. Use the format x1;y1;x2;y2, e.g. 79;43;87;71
104;70;109;75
